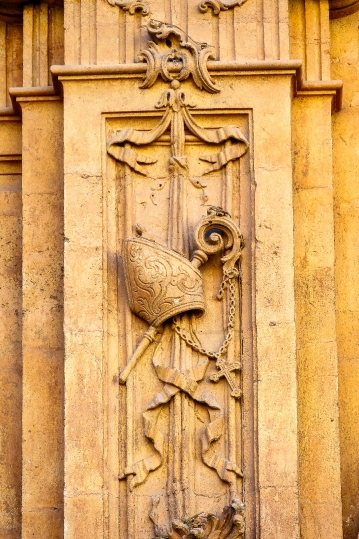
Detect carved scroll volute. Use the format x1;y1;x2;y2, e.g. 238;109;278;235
199;0;248;14
193;207;244;275
107;0;151;15
137;19;218;93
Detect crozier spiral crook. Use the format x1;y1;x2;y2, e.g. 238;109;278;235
193;207;245;273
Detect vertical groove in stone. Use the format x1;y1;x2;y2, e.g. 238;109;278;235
32;5;40;85
48;6;65;84
23;5;34;86
304;0;321;80
0;21;7;107
256;0;265;59
39;4;49;86
262;0;280;59
278;0;290;58
6;22;23;105
64;0;81;65
80;0;97;64
105;149;120;539
319;0;331;79
23;3;63;87
288;0;306;75
118;8;125;64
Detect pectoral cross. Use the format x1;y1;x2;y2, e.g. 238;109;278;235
210;360;242;399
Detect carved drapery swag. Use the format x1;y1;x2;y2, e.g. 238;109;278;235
106;17;248;539
107;81;249;176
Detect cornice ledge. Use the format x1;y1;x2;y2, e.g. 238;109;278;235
7;81;61;115
0;106;19;119
51;60;303;79
2;61;343;116
296;78;343;111
51;61;342;111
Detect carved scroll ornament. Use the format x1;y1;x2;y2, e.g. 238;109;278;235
107;0;151;15
107;0;249;16
137;20;218;93
199;0;248;14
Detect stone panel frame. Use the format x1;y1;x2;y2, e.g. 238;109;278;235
103;107;255;539
61;72;299;539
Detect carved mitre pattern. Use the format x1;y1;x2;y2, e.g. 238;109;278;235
123;237;205;327
137;19;218;93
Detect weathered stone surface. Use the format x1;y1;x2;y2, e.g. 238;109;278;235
0;1;358;539
331;12;359;539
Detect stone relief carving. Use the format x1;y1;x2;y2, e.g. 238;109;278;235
106;20;249;539
107;0;151;15
119;208;244;492
108;0;248;16
151;497;246;539
137;20;218;92
199;0;248;14
121;207;245;391
107;79;248;175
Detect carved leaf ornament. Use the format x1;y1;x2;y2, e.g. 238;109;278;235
108;0;249;16
150;496;246;539
167;498;246;539
138;19;218;93
107;0;151;15
123;238;205;327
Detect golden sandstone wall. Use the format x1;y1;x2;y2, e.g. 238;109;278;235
0;1;358;539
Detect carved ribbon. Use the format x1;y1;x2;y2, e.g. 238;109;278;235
120;325;243;490
107;89;249;176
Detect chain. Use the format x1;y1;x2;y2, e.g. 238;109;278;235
172;267;240;365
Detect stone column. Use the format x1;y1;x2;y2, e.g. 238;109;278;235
331;11;359;539
20;97;64;539
0;115;22;539
292;95;343;539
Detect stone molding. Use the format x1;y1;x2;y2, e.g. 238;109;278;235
329;0;359;18
1;60;343;118
50;60;343;110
